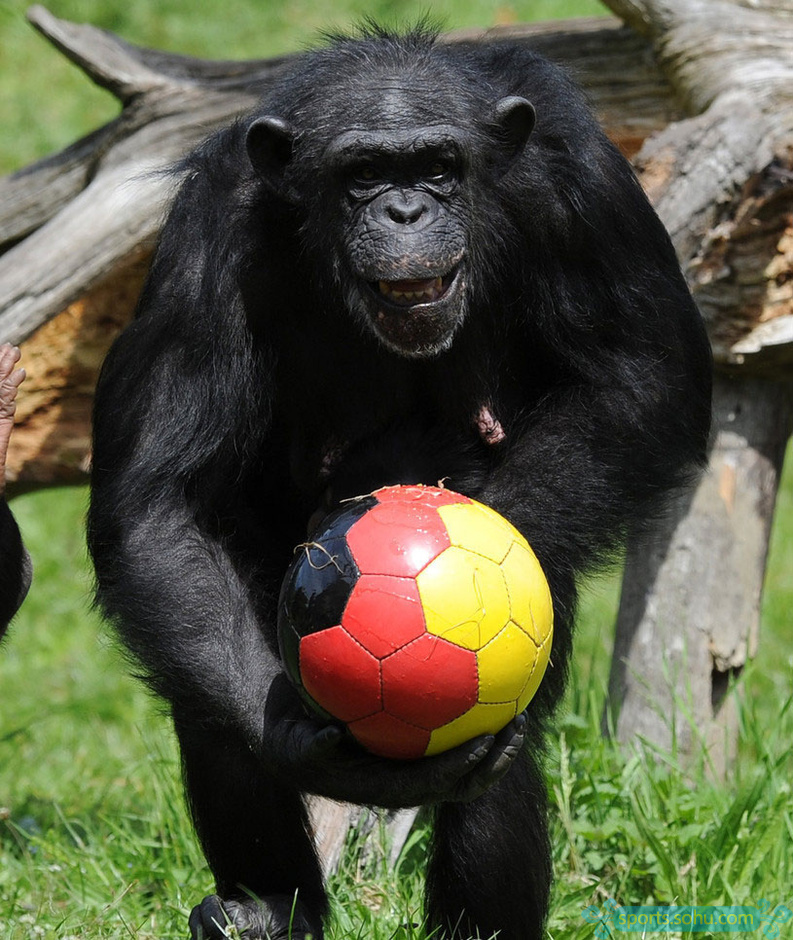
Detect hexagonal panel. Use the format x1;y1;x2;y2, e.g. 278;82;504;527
348;711;431;760
346;501;449;578
416;547;511;650
437;502;516;565
381;632;478;730
476;622;539;704
500;541;553;647
299;626;382;723
425;701;517;757
475;502;531;549
342;574;426;659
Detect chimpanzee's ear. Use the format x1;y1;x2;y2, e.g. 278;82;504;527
492;96;536;160
246;116;296;192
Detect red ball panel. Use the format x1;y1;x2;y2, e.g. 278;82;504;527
348;711;431;760
373;484;472;509
347;502;450;578
341;575;427;659
382;633;478;730
299;626;382;722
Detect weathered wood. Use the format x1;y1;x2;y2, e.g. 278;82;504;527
605;376;793;775
691;158;793;372
604;0;793;338
0;6;291;247
5;250;149;489
306;798;419;877
600;0;793;771
603;0;793;381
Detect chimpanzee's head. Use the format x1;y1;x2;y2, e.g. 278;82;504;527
245;36;535;358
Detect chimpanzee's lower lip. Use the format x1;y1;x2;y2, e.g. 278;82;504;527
363;266;466;358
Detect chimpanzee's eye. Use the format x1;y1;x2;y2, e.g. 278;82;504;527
353;164;379;184
427;160;453;182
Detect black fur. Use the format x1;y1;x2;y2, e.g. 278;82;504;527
0;501;29;638
88;27;711;940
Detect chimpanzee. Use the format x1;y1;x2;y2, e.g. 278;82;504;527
0;343;30;638
88;27;712;940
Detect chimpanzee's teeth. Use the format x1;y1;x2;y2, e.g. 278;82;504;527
378;276;445;305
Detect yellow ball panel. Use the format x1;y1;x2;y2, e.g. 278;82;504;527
438;502;515;564
417;547;511;651
477;622;539;703
500;542;553;647
471;500;532;551
516;632;552;713
425;701;517;756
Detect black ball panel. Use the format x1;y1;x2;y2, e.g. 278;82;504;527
282;535;359;636
277;495;379;681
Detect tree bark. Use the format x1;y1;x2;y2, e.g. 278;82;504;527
599;0;793;771
606;376;793;775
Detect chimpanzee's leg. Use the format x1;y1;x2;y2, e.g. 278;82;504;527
174;720;327;940
425;745;551;940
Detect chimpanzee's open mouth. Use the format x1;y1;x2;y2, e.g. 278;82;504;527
370;267;458;309
357;263;466;357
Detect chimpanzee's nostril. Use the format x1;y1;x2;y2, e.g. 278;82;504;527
387;203;424;224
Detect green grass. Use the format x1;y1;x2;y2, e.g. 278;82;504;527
0;0;605;175
2;0;793;936
1;471;792;938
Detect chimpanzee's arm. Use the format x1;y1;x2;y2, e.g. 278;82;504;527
0;502;30;637
0;344;30;638
88;481;281;745
481;240;711;642
484;377;709;586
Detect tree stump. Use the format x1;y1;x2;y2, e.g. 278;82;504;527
599;0;793;773
606;376;793;776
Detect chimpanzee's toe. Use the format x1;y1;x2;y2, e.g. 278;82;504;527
188;892;321;939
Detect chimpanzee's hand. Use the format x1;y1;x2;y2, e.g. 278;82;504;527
263;676;526;807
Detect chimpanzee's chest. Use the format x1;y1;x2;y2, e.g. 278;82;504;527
268;310;538;519
287;393;520;537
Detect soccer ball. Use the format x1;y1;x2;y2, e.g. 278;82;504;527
277;485;553;760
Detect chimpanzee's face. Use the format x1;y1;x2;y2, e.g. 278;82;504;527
324;122;470;357
246;85;533;358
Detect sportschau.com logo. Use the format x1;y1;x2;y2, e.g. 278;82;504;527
581;899;792;936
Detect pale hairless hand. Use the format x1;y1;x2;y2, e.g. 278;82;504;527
0;345;25;493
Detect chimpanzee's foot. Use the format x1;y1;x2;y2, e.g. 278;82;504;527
188;893;322;939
